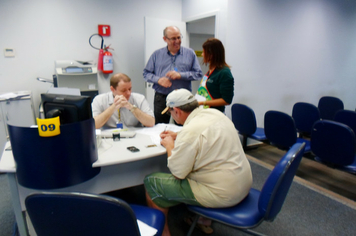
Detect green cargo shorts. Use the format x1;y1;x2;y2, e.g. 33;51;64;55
144;172;202;208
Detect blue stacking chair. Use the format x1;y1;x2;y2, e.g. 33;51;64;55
292;102;320;138
264;110;311;153
311;120;356;174
318;96;344;120
334;109;356;135
186;143;305;236
25;192;165;236
231;104;267;150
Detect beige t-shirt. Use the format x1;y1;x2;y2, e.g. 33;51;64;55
168;107;252;208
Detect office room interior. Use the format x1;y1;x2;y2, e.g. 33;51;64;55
1;0;355;126
1;0;356;235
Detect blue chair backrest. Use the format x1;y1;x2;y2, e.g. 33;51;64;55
25;192;141;236
292;102;320;134
264;111;297;150
334;110;356;135
231;104;257;135
318;96;344;120
258;143;305;221
311;120;355;166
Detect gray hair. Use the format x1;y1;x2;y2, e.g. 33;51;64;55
176;98;199;113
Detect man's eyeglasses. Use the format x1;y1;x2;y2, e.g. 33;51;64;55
166;35;183;42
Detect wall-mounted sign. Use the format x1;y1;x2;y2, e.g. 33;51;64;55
98;25;111;36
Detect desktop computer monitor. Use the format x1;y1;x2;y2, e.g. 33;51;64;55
41;93;92;124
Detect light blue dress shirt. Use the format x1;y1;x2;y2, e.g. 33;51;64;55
143;46;203;95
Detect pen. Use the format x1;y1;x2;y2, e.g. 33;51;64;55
164;126;167;132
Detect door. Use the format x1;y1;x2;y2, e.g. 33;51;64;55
144;17;187;109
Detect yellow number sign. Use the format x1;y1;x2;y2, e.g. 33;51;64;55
36;116;61;137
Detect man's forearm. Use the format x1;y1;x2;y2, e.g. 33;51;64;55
93;105;116;129
131;108;155;127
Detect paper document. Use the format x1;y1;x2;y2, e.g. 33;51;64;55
195;94;206;102
136;123;182;146
137;220;157;236
0;92;26;100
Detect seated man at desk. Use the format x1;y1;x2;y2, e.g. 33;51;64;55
144;89;252;236
92;73;155;129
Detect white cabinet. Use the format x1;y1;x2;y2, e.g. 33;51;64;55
0;91;36;156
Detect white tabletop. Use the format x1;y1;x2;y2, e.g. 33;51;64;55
0;132;166;172
95;133;166;167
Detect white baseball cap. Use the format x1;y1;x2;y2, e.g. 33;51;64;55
161;89;197;114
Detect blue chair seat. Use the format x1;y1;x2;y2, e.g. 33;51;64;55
188;188;263;228
315;155;356;174
339;157;356;174
251;128;266;141
187;143;306;236
131;204;165;236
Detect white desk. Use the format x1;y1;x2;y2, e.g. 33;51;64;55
0;132;169;236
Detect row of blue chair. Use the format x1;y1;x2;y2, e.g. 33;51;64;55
292;100;355;139
232;101;356;148
231;103;356;174
231;104;310;153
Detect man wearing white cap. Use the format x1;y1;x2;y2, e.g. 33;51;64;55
144;89;252;236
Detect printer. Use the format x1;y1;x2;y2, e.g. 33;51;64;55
54;60;98;99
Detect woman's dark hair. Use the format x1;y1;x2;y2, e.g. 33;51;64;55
202;38;230;69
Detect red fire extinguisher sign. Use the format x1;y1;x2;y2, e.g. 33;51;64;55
98;25;111;36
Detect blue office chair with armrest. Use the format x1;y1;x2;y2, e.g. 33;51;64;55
264;110;311;153
292;102;320;138
318;96;344;120
25;192;165;236
186;143;305;236
311;120;356;174
231;104;267;150
334;109;356;135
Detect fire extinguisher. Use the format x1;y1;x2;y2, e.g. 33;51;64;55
102;45;113;74
89;34;113;74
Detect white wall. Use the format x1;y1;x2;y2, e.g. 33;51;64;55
182;0;228;46
227;0;356;126
184;0;356;125
0;0;182;115
2;0;356;124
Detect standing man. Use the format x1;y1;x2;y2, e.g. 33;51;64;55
92;73;155;129
143;26;203;124
144;89;252;236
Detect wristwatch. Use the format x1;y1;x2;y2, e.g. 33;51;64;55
130;105;137;112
